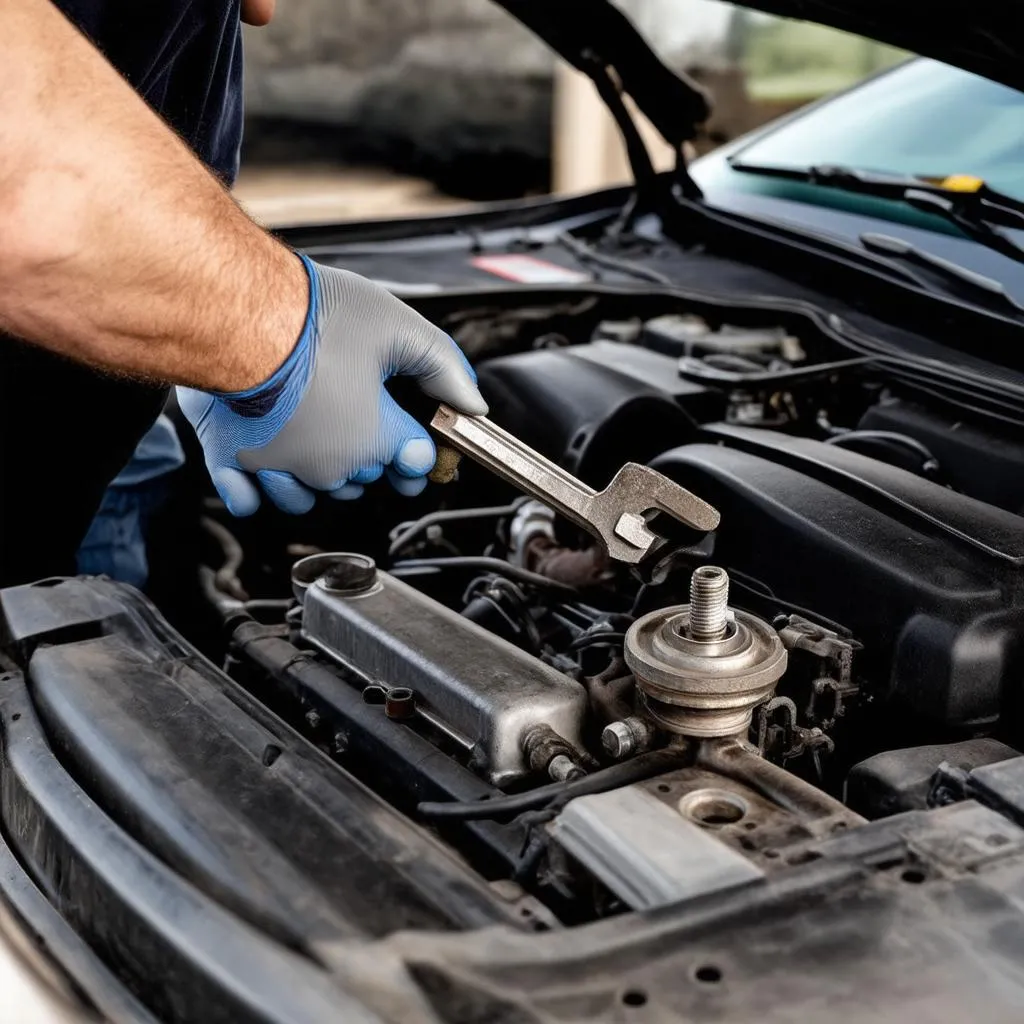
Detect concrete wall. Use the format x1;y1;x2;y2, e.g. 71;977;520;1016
242;0;554;195
241;1;752;195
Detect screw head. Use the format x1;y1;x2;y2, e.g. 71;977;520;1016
602;721;636;759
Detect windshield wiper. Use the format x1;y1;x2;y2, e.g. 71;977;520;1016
859;232;1024;316
900;188;1024;264
728;160;1024;264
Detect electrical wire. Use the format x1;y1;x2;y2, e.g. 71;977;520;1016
387;503;522;558
416;749;686;823
463;575;543;653
200;517;247;601
555;232;674;286
725;567;854;638
390;557;576;594
568;631;626;652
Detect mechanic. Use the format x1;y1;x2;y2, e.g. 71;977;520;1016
0;0;487;588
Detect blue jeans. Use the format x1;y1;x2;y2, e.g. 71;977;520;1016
76;415;184;588
76;478;173;589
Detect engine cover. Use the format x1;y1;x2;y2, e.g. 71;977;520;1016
476;341;719;486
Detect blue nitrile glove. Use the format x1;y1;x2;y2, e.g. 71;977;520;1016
177;255;487;515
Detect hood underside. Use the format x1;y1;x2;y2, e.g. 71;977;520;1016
495;0;1023;154
739;0;1022;91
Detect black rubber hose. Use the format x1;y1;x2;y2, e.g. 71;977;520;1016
200;516;247;600
556;232;673;286
387;503;521;557
568;632;626;652
824;429;941;475
416;749;687;823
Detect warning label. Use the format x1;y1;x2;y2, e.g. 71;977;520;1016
470;254;591;284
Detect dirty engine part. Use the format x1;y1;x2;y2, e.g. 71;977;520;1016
624;566;788;738
298;552;587;785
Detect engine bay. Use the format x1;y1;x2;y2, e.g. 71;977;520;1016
184;289;1024;922
6;0;1024;1013
5;271;1024;1018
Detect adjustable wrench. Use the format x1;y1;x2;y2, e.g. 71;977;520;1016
430;404;720;565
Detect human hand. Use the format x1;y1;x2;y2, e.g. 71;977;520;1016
177;256;487;515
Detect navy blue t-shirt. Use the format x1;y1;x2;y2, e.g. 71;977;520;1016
54;0;244;182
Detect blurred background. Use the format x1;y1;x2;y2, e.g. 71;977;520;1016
232;0;908;226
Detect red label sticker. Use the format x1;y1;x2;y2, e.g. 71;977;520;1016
470;254;591;284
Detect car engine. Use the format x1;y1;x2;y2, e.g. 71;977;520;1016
173;299;1024;924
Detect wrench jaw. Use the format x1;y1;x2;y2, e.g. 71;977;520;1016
601;463;721;534
633;532;716;587
612;511;658;553
602;513;657;564
592;463;722;564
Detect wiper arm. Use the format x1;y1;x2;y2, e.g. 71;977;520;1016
860;231;1024;316
808;166;1024;231
901;188;1024;265
728;160;1024;263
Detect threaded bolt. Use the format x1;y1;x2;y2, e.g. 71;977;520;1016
688;566;730;642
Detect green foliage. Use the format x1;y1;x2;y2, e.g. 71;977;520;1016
734;11;908;100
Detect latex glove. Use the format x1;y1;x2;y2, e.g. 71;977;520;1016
177;255;487;515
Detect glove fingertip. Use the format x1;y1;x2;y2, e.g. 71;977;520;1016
449;338;478;385
446;338;488;411
394;436;435;478
407;334;489;416
434;342;488;414
329;483;364;501
212;467;261;517
386;467;428;497
450;384;489;418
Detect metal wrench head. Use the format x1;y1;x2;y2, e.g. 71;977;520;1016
428;404;720;566
588;463;721;565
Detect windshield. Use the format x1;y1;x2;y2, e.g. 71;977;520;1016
733;59;1024;201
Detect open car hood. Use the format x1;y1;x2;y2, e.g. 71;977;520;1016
494;0;1024;156
737;0;1022;91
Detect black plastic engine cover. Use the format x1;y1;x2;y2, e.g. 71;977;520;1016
845;738;1020;818
858;398;1024;514
476;341;723;486
651;425;1024;733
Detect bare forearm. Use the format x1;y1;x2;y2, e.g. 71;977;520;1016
0;0;304;391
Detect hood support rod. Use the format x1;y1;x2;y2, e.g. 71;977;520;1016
496;0;707;204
